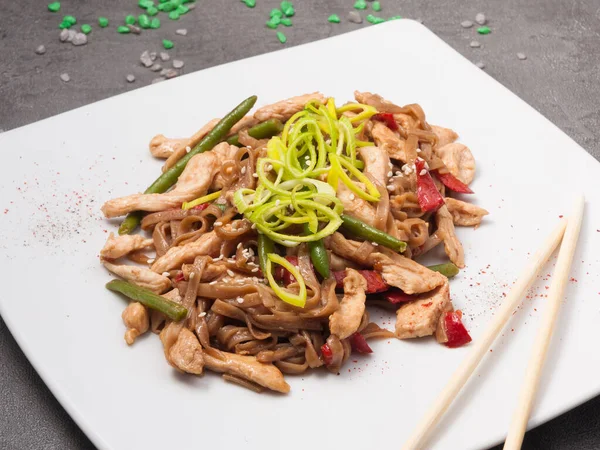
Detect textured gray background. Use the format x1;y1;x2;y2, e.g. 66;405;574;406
1;0;599;449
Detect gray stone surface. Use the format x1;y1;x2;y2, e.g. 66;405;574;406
1;0;599;449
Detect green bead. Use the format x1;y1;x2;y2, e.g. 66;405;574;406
63;15;76;25
280;17;292;26
243;0;256;7
125;15;136;25
280;1;294;16
270;8;283;18
117;25;131;33
58;21;70;29
147;6;158;15
176;4;188;14
150;17;161;28
366;14;385;24
138;0;153;8
171;0;182;5
162;39;174;49
158;2;175;11
168;10;180;20
372;1;381;11
477;26;491;34
271;15;281;25
138;14;150;28
81;24;92;34
354;0;367;10
276;31;287;43
327;14;340;23
98;17;109;27
266;20;278;29
47;2;61;12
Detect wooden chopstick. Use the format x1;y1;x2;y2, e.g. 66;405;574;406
503;195;585;450
401;218;568;450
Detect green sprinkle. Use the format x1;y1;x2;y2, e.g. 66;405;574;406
168;10;180;20
366;14;385;24
266;20;278;29
270;8;283;18
47;2;61;12
150;17;161;28
171;0;182;6
477;26;491;34
117;25;131;33
276;31;287;43
354;0;367;10
328;14;340;23
125;15;136;25
280;17;292;26
138;0;153;8
162;39;174;49
58;21;71;29
158;2;175;11
81;24;92;34
63;15;77;25
271;15;281;25
387;15;402;20
372;1;381;11
147;6;158;15
98;17;109;27
242;0;256;7
138;14;150;28
176;4;188;14
281;1;294;16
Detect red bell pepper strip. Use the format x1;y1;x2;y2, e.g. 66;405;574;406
372;113;399;131
415;159;445;212
350;332;373;354
332;270;389;294
442;311;472;348
434;170;473;194
191;202;210;211
321;343;333;365
273;256;298;285
382;289;414;304
174;272;185;282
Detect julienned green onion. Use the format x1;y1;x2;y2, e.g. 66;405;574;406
265;253;307;307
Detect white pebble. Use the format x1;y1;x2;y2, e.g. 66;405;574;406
476;61;486;69
172;59;184;69
59;28;70;42
35;45;46;55
460;20;473;28
60;73;70;82
347;11;363;23
475;13;487;25
159;52;170;61
470;41;481;48
140;51;153;67
150;63;162;72
175;28;188;36
128;25;141;34
72;33;87;46
517;52;527;60
126;74;136;83
149;51;157;61
164;68;178;79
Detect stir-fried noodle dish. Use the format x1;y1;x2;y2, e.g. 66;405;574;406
100;92;488;393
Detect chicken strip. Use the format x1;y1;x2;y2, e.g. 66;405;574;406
100;233;154;260
254;92;326;122
435;143;476;185
371;252;446;294
204;349;290;393
160;325;204;375
358;145;390;187
354;91;404;113
431;125;458;148
337;183;377;227
101;142;237;218
149;136;189;159
445;197;489;227
151;231;222;274
370;122;407;162
102;260;171;294
395;282;452;339
329;269;367;339
122;302;149;345
436;205;465;268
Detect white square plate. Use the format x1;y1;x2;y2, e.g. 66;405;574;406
1;21;599;450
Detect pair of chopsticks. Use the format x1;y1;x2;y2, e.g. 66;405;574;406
402;195;585;450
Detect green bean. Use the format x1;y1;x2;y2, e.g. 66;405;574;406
304;224;330;279
226;119;284;146
427;263;460;278
106;279;188;321
118;95;258;235
340;214;407;253
257;233;275;274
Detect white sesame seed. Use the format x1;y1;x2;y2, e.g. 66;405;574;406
275;199;281;206
189;272;195;280
416;148;422;153
162;272;170;277
387;185;395;191
241;166;246;174
214;221;223;226
388;162;393;168
251;267;259;272
198;312;207;317
227;269;234;277
387;171;393;177
147;258;155;264
251;224;257;229
209;280;217;285
253;173;258;178
349;193;355;200
395;171;402;176
265;164;273;171
236;296;244;304
237;242;243;249
419;169;427;176
371;242;379;246
185;146;191;153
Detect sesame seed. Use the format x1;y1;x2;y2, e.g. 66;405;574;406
236;297;244;304
251;224;257;229
185;146;191;153
387;185;395;191
162;272;170;277
349;193;355;200
416;148;421;153
241;166;246;174
209;280;217;285
395;171;401;176
275;199;281;206
419;169;427;176
198;312;207;317
147;258;155;264
253;173;258;178
387;171;393;177
371;242;379;246
189;272;195;279
227;269;235;277
251;267;259;272
237;242;243;249
214;221;223;226
265;164;273;171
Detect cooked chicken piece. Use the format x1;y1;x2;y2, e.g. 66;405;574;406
161;326;204;375
102;260;171;294
445;197;489;227
370;122;406;162
395;282;452;339
337;183;376;227
393;113;418;132
149;135;189;159
100;233;154;260
204;349;290;393
431;125;458;148
329;269;367;339
325;233;367;266
151;231;222;273
101;142;237;218
354;91;404;113
435;143;476;185
358;145;390;187
371;252;446;294
122;302;149;345
254;92;326;122
436;205;465;268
